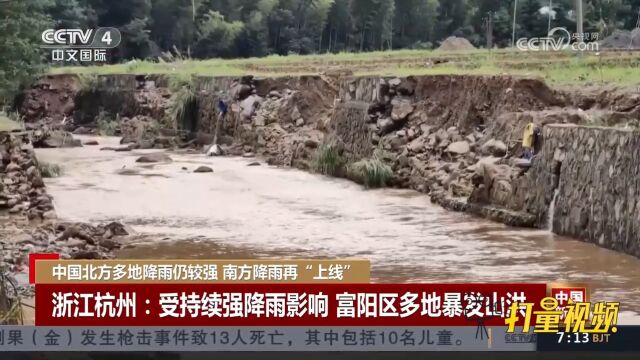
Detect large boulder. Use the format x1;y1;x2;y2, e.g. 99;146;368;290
240;95;263;119
470;160;514;206
407;136;427;153
480;139;508;157
194;166;213;173
390;98;414;122
396;78;417;96
377;117;395;135
206;144;224;156
135;153;172;163
231;84;252;100
446;141;470;155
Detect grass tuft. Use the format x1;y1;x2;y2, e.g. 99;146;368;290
38;161;63;178
347;154;393;189
170;75;198;131
312;142;344;177
76;73;99;94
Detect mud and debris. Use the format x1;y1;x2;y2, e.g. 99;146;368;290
437;36;476;51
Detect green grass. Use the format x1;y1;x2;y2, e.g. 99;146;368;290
38;161;63;178
347;156;393;189
47;48;640;85
0;115;22;132
170;78;198;130
51;60;248;77
312;142;344;177
76;73;99;93
543;63;640;85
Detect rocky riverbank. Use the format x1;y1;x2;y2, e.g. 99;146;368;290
0;131;133;298
14;73;640;257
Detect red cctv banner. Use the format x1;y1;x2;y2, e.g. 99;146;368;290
36;283;546;326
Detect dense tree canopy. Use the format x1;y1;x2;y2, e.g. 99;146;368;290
2;0;640;105
37;0;640;59
0;0;50;105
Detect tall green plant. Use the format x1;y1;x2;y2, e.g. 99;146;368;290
312;142;345;176
347;151;393;188
38;161;63;178
169;75;198;131
77;73;98;90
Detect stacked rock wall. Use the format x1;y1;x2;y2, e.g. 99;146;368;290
332;101;373;161
516;124;640;257
0;132;54;220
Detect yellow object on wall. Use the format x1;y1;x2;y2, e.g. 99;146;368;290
522;123;535;148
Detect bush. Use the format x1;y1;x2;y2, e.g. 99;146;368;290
169;75;198;131
76;73;99;94
347;156;393;189
96;111;118;136
312;142;344;177
38;161;63;178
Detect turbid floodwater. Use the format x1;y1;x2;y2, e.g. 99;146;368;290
36;136;640;323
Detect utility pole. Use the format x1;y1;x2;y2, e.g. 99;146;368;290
576;0;584;46
511;0;518;48
548;0;553;34
484;12;494;50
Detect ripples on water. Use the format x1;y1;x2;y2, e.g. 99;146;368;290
36;136;640;323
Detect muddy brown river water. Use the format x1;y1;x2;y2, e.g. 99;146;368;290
35;136;640;323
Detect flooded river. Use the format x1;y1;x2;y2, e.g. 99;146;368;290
36;136;640;323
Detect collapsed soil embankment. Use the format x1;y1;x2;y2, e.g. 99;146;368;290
14;73;640;257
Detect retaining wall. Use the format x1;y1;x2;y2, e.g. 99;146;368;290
523;124;640;256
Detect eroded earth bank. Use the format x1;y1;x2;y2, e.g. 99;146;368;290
3;73;640;321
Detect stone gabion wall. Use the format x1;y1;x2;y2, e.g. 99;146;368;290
530;124;640;257
332;101;373;161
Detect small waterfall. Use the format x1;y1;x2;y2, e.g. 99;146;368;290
547;189;560;232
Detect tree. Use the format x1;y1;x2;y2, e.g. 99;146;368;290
0;0;50;106
194;10;244;57
519;0;546;39
149;0;197;52
5;0;638;62
323;0;351;52
45;0;89;28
